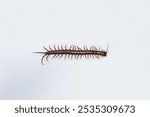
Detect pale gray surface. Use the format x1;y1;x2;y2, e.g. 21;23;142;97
0;0;150;99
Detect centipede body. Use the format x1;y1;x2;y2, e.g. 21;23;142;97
34;44;108;65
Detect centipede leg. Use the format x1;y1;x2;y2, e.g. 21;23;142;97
55;54;61;58
43;46;49;51
84;54;87;59
69;45;73;50
41;54;47;65
74;54;78;59
68;54;71;59
95;55;99;59
54;45;56;50
89;54;92;58
91;54;95;59
58;45;60;50
76;54;80;59
79;55;82;59
93;46;97;50
99;46;101;51
83;46;86;50
65;45;67;49
71;54;74;59
49;45;53;51
64;54;67;60
59;54;64;58
52;54;58;59
73;46;76;50
77;46;82;50
46;54;50;61
61;45;64;50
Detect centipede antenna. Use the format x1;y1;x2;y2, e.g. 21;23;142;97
106;42;109;55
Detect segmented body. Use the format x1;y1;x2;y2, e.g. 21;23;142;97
34;44;108;65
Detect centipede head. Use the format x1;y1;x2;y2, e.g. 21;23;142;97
98;50;107;57
98;43;109;57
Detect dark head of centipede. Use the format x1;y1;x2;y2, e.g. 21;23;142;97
33;44;108;65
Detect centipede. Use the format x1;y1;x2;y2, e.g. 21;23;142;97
33;44;109;65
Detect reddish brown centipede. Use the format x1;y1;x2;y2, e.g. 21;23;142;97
34;44;109;65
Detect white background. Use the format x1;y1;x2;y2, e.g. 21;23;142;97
0;0;150;99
